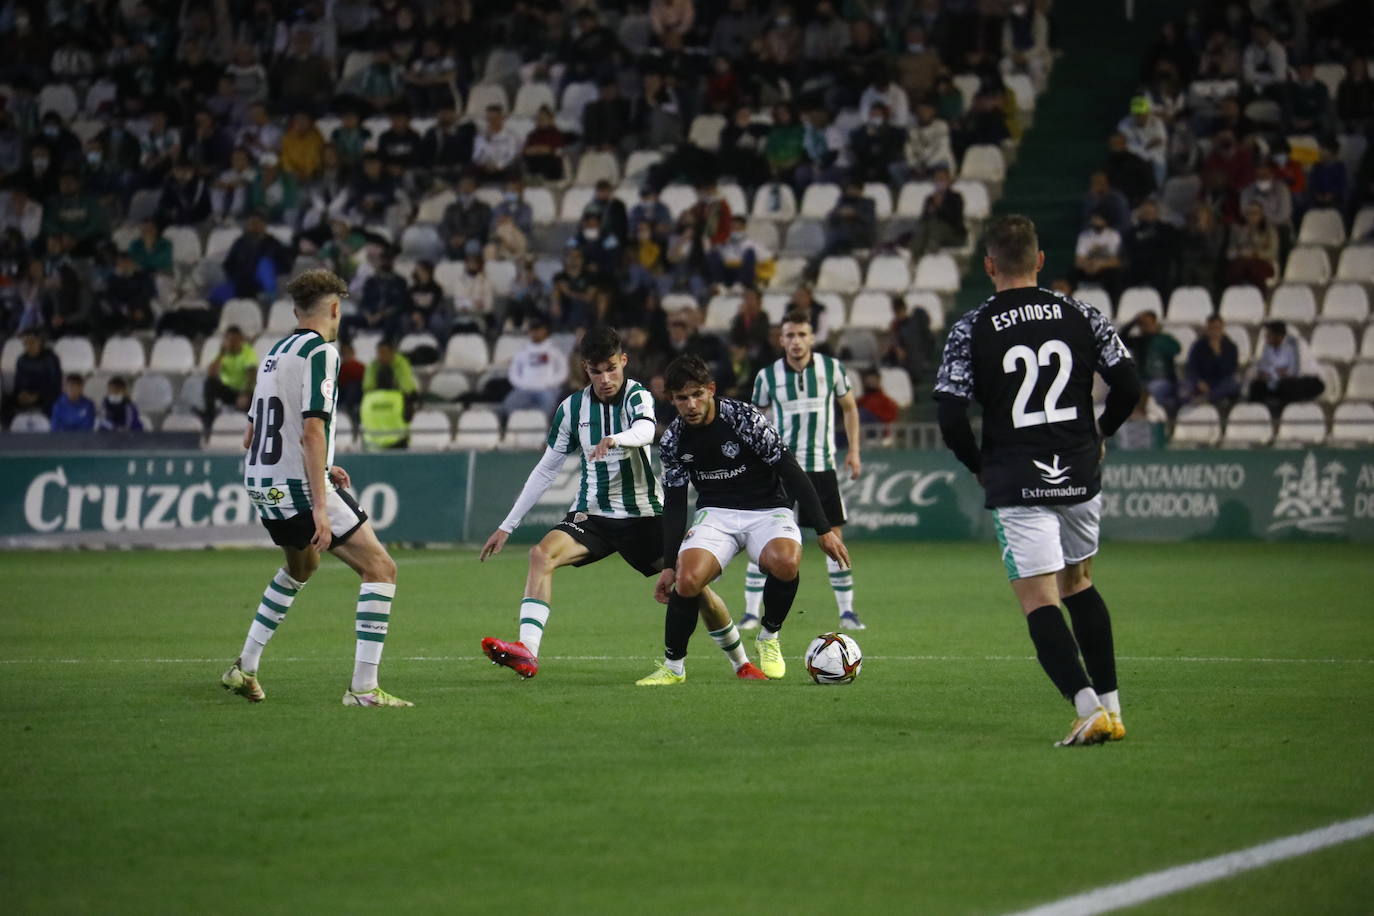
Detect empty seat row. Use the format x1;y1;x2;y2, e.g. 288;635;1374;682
1100;283;1372;326
1172;401;1374;447
1284;245;1374;285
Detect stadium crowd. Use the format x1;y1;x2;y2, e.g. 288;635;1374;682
1064;0;1374;447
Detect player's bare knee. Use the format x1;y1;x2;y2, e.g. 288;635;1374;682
675;570;708;597
763;555;800;581
367;553;398;584
287;552;318;582
528;543;551;573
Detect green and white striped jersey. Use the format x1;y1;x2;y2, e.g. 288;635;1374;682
243;329;341;519
752;354;852;472
546;379;663;518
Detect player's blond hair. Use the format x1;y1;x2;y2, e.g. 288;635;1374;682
286;269;348;315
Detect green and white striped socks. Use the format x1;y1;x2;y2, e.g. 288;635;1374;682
240;568;306;673
744;562;766;618
352;582;395;692
827;556;854;616
709;622;749;671
519;598;549;657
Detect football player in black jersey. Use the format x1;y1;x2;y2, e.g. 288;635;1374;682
934;215;1142;746
637;356;851;685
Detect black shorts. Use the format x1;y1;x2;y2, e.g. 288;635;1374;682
554;512;664;577
796;470;846;529
261;488;368;551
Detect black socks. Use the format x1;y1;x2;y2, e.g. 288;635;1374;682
1063;586;1118;695
664;591;700;661
761;574;799;633
1026;605;1091;701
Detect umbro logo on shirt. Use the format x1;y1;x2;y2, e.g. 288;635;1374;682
680;454;695;463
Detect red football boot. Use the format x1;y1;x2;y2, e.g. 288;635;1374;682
481;637;539;679
735;662;768;680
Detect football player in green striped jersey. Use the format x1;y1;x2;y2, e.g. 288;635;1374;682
221;269;412;708
479;326;765;681
746;308;866;630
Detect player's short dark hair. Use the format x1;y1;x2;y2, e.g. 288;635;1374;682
286;268;349;315
663;355;714;394
580;326;622;365
781;308;812;327
985;214;1040;276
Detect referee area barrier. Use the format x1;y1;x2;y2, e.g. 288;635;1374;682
3;449;1372;548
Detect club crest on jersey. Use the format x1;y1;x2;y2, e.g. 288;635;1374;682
320;376;334;400
573;512;588;523
1033;454;1071;484
721;441;740;458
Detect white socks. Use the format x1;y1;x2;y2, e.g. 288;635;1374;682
1099;689;1121;715
664;657;685;676
744;562;766;618
708;622;750;670
1073;686;1103;718
518;598;550;656
240;568;306;673
352;582;395;692
826;555;854;616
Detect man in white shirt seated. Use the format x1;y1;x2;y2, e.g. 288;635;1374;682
501;314;569;419
472;105;521;184
1247;320;1324;413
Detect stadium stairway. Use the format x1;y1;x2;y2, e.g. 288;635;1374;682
953;0;1197;315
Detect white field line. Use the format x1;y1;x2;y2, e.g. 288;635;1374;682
1000;813;1374;916
0;654;1371;666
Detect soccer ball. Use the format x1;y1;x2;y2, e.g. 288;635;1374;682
804;633;862;685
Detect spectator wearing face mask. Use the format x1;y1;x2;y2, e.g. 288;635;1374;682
849;102;908;185
97;377;145;432
856;369;900;427
1239;162;1293;247
706;215;757;290
1072;208;1125;298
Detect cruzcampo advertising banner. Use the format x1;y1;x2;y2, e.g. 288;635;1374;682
2;449;1372;546
0;451;469;546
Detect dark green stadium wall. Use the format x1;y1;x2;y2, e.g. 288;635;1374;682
954;0;1197;314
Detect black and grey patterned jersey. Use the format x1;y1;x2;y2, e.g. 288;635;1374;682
935;286;1131;508
660;396;790;510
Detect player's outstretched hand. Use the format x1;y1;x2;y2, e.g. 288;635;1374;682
845;451;862;480
329;465;351;489
654;568;675;605
589;436;616;462
480;529;509;562
817;531;850;570
309;506;332;552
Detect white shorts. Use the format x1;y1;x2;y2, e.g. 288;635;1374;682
991;495;1101;580
678;506;802;572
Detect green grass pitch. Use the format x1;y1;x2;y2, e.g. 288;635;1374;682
2;541;1372;914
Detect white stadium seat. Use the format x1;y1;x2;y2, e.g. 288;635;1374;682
659;184;698;219
863;255;911;292
624;150;663;182
1171;404;1222;447
163;226;203;266
218;299;264;337
53;337;96;373
1363;326;1374;360
573;149;620;187
1218;285;1265;325
782;220;825;255
1330;402;1374;445
1074;286;1113;322
1225;325;1253;362
131;373;175;414
452;407;502;450
895;181;934;217
952;180;990;220
751;183;797;221
913;253;960;293
1163;286;1210;324
1335;246;1374;282
704;295;740;331
266;299;297;333
10;412;51;432
1267;285;1317;324
159;412;203;435
1274;402;1327;446
800;183;841;220
719;183;749;218
464;82;510;119
1166;323;1197;358
862;183;893;220
407;410;453;451
558;186;595;223
959;144;1006;184
768;257;807;289
99;336;145;373
816;256;862;294
415;190;456;224
503;408;548;450
1;336;22;373
1297;208;1347;247
491;334;527;366
1284;246;1331;284
879;367;913;407
205;227;242;262
687;114;727;151
1310;323;1357;363
905;290;945;332
1320;283;1370;323
512;82;556;118
1346;362;1374;400
1220;403;1274;447
848;292;894;330
208;412;249;450
444;335;489;373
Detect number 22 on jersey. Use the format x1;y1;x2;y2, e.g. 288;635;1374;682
1003;339;1078;429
